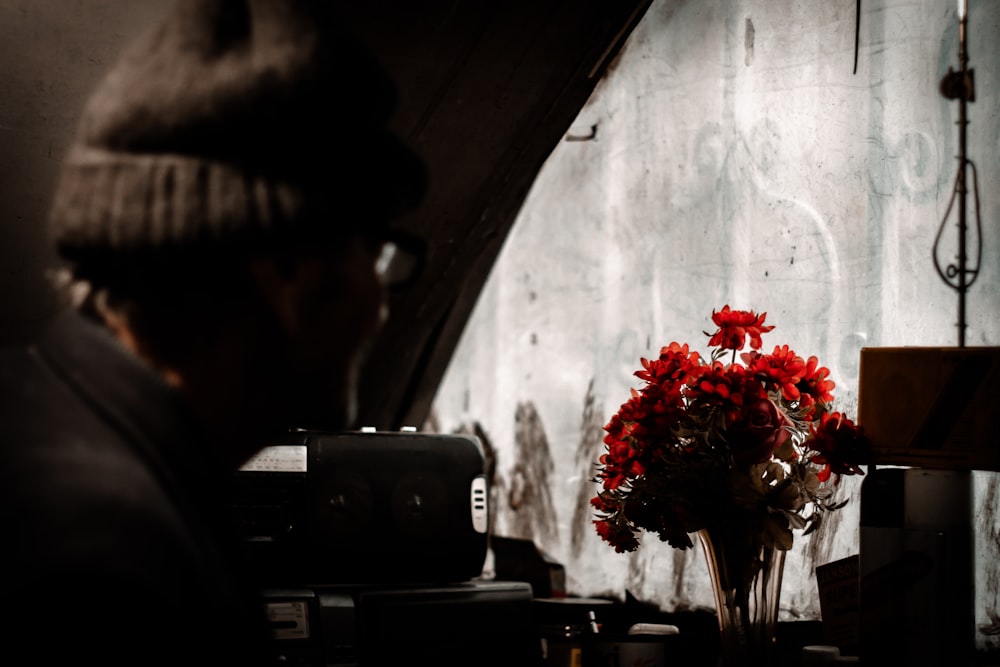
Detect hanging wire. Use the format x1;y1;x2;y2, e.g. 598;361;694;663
853;0;861;75
931;159;982;327
932;1;980;348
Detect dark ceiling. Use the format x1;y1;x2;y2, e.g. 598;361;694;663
340;0;653;430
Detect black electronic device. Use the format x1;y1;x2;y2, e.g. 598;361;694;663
261;580;541;667
230;430;490;587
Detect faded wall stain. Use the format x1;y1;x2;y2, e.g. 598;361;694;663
571;379;607;552
505;401;559;546
977;474;1000;646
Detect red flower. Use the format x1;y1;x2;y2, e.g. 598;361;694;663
599;406;647;490
796;356;836;418
590;492;615;514
743;345;806;401
594;518;640;553
591;307;866;557
807;412;868;482
725;398;793;466
689;362;736;402
687;363;766;423
591;494;640;552
706;305;775;351
635;342;700;386
598;383;688;490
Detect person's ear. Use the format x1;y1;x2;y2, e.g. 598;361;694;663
248;257;302;336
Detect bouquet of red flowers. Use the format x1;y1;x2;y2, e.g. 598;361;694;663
591;306;869;554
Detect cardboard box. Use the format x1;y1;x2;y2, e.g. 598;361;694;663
857;346;1000;471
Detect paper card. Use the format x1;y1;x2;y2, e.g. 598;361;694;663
816;554;860;654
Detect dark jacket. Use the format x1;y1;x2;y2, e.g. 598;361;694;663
0;310;275;666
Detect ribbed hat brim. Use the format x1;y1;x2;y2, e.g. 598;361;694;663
48;0;429;264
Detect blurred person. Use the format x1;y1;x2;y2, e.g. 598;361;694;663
0;1;427;665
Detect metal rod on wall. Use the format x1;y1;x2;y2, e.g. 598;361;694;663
933;0;982;348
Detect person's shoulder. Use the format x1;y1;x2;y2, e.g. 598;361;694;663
0;335;175;532
0;338;43;391
0;420;225;604
0;336;126;463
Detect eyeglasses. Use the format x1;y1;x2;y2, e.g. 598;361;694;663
373;228;428;291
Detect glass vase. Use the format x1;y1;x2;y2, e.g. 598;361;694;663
696;526;786;667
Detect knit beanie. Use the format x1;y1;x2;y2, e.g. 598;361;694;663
49;0;428;269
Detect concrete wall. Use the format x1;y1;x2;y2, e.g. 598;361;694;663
430;0;1000;648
